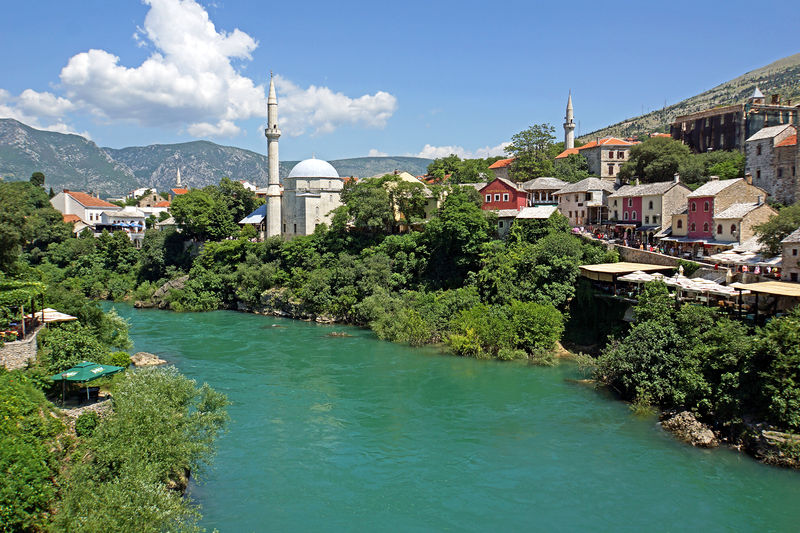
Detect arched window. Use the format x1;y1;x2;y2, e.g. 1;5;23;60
704;201;709;212
691;223;696;232
677;219;683;229
624;212;629;221
703;222;709;232
632;211;637;220
691;202;696;212
648;200;654;210
731;224;737;234
717;224;723;234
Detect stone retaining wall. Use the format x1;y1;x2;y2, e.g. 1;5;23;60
0;326;41;370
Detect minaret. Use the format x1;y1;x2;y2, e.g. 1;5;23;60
564;91;575;149
176;167;182;187
265;73;282;238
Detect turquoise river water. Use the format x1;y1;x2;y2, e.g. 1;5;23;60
109;303;800;532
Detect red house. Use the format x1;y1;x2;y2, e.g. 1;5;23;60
480;178;527;211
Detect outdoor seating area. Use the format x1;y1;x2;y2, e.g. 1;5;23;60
51;361;125;405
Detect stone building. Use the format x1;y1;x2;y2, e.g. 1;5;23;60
555;137;636;179
712;201;776;244
607;177;691;240
281;158;343;239
744;124;797;204
671;88;800;153
521;177;567;205
553;177;617;226
782;228;800;282
488;158;514;181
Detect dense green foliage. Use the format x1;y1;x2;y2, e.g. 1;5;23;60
54;367;229;532
596;283;800;435
505;123;561;180
426;154;500;183
170;177;262;241
753;204;800;256
618;137;744;185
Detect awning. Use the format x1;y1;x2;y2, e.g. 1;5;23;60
730;281;800;298
24;308;78;323
51;361;125;382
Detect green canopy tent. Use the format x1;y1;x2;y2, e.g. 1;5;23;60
51;361;125;404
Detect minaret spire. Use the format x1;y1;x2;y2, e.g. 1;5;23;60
265;72;282;238
564;91;575;150
176;167;181;187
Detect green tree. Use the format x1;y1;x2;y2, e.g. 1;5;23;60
171;189;237;241
29;172;45;187
553;152;591;182
39;322;107;374
618;136;691;183
755;308;800;430
753;204;800;256
505;123;558;181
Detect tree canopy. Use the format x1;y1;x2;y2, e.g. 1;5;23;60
753;204;800;256
505;123;560;181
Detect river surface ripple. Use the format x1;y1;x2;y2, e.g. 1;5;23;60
108;304;800;532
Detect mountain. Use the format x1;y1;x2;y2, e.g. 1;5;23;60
580;52;800;141
0;118;432;195
0;118;139;194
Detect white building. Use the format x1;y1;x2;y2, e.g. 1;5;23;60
281;159;344;238
50;190;120;226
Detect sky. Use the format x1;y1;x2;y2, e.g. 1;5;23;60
1;0;798;161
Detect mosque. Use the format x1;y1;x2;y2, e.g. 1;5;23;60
243;74;344;240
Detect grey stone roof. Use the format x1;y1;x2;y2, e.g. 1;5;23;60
496;177;524;191
554;177;617;195
516;205;558;219
672;205;688;215
745;124;794;143
687;178;742;198
608;180;683;198
460;182;487;191
714;202;760;219
521;177;567;191
495;209;520;218
781;227;800;244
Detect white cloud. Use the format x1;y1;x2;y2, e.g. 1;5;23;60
276;76;397;136
44;0;394;139
410;142;510;159
367;148;387;157
0;88;86;136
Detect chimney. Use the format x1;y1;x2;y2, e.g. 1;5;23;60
673;172;680;183
757;195;764;205
745;173;753;185
710;175;720;181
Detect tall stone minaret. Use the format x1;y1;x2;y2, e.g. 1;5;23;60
564;91;575;149
265;73;282;238
176;167;182;187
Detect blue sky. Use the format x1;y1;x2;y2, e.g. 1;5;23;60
1;0;798;161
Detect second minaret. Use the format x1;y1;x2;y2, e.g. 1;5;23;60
265;73;282;237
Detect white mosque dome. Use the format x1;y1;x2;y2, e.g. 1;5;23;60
287;158;340;179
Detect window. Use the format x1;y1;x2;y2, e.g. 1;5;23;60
613;211;619;220
756;169;761;180
731;224;737;234
677;219;683;229
618;151;625;158
613;199;618;207
717;224;723;234
609;151;615;159
645;216;650;224
793;248;798;256
778;168;783;178
502;193;509;201
704;201;709;212
498;221;504;228
757;144;762;156
585;193;591;201
485;194;491;202
624;212;629;221
608;164;615;175
648;200;654;210
627;198;633;207
293;224;297;233
792;273;798;282
494;194;501;201
632;211;637;220
690;223;696;231
703;222;709;232
691;202;696;212
575;195;579;202
653;215;659;224
568;211;572;218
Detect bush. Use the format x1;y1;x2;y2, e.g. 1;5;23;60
39;322;107;374
106;351;132;368
497;347;527;361
75;411;100;437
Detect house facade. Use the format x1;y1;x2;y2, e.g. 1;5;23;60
685;177;766;241
521;177;567;205
555;137;636;179
712;202;776;244
554;178;617;226
782;228;800;282
480;178;527;211
744;124;797;204
50;190;120;226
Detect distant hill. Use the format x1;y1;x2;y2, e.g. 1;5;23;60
580;52;800;141
0;118;138;194
0;118;432;195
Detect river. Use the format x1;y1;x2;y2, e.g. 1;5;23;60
109;303;800;532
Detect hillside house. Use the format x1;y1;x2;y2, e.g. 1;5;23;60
521;177;567;205
782;228;800;282
553;178;617;227
488;158;514;181
555;137;637;179
607;177;691;244
745;124;797;204
480;178;527;211
50;190;120;226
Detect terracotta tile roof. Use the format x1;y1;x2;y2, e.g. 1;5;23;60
171;188;188;195
343;176;359;184
488;157;514;169
555;147;580;159
650;133;672;138
578;137;636;149
154;200;171;207
65;190;118;208
776;134;797;148
62;214;82;223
